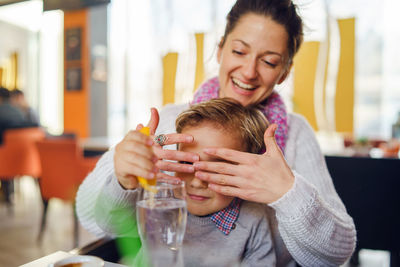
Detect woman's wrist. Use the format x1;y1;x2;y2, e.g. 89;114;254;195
269;171;317;219
274;168;295;202
116;175;139;190
100;173;139;207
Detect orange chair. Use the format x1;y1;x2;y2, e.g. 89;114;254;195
0;127;45;211
36;138;100;247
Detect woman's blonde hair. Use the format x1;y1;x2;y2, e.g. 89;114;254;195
176;98;269;154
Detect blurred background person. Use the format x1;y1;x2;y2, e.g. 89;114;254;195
0;87;38;144
0;87;25;143
10;89;39;125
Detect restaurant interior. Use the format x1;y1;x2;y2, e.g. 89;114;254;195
0;0;399;266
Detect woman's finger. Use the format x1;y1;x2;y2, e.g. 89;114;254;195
136;123;144;131
156;172;182;182
122;155;157;171
263;123;282;156
193;160;240;176
154;147;199;162
118;160;155;179
156;160;195;173
153;133;194;147
122;151;156;172
147;107;160;135
121;140;155;161
207;184;244;199
201;147;256;165
195;171;245;188
123;130;153;146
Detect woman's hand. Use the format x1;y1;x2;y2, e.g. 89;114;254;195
114;125;157;190
114;108;199;189
146;108;199;179
193;124;295;204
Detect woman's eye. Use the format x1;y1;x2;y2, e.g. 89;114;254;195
262;60;277;67
232;50;244;55
179;161;193;165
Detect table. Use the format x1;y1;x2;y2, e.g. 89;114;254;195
80;136;121;157
80;136;121;152
20;251;126;267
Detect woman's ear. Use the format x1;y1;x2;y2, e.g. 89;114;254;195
217;37;224;64
277;63;293;84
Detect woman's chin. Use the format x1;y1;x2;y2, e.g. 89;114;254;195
226;93;253;106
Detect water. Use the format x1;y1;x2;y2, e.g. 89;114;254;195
136;199;187;267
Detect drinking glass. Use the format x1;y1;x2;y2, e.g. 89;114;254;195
136;179;187;267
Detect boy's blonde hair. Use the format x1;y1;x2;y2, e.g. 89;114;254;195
176;98;269;154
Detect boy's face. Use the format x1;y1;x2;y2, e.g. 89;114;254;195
177;122;244;216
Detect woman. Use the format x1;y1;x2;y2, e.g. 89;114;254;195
76;0;356;266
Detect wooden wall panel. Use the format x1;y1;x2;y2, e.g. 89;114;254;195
63;9;90;138
293;41;320;130
193;33;205;92
162;52;178;106
335;18;355;133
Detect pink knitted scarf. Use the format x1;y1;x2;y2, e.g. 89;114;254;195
191;77;288;153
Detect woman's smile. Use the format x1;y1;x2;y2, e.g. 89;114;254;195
231;77;259;96
232;77;258;90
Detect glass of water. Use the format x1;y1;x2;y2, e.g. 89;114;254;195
136;179;187;267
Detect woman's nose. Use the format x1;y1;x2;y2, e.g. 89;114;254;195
190;177;208;189
242;57;258;80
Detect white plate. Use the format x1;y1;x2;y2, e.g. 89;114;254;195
48;255;104;267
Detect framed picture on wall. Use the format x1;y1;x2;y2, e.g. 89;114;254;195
66;67;82;91
65;27;82;61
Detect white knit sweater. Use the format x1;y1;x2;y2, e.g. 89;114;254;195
76;103;356;267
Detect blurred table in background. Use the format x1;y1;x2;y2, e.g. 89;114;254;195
80;136;121;157
317;131;400;159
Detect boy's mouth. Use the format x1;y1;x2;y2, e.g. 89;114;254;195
188;193;209;201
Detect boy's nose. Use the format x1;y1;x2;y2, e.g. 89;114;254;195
190;177;208;189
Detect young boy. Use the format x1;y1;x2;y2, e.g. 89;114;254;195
95;98;275;266
174;98;275;266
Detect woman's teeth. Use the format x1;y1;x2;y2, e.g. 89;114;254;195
232;78;257;90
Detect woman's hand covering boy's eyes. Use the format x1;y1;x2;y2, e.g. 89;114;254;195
145;107;199;177
152;135;199;174
193;124;295;204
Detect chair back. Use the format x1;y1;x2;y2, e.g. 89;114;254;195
36;138;85;201
0;127;45;178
